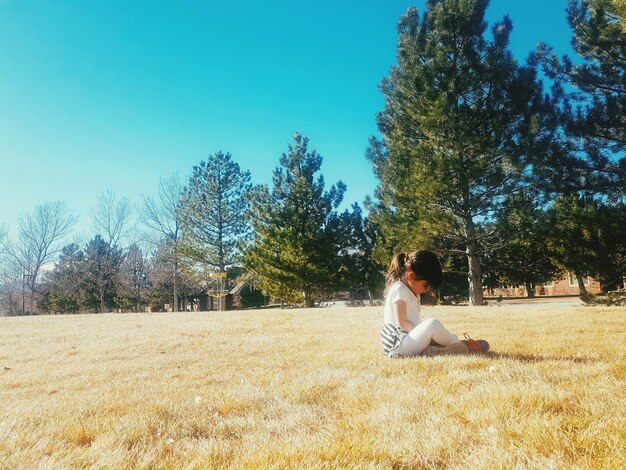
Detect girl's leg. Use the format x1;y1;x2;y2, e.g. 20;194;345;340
395;318;461;356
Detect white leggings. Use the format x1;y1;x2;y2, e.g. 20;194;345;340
395;318;461;357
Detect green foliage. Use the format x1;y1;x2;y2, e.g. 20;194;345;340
538;0;625;196
245;132;359;307
39;243;84;314
485;193;558;296
81;236;124;312
547;195;599;281
546;195;626;294
594;203;626;290
181;152;252;271
438;254;470;303
39;237;124;313
548;196;599;286
617;0;626;31
368;0;545;305
238;284;269;308
39;234;233;314
342;206;386;301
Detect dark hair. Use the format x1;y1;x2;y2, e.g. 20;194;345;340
385;250;443;290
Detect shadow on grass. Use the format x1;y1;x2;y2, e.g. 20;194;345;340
486;351;600;364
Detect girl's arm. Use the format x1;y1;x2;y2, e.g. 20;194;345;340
394;300;415;332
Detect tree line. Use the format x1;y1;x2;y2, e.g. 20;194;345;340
0;136;382;314
0;0;624;313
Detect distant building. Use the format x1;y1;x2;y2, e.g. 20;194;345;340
536;273;602;296
485;273;603;298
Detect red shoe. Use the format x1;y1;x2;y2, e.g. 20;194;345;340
461;334;490;353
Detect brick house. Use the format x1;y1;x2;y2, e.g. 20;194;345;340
485;273;603;298
536;273;602;296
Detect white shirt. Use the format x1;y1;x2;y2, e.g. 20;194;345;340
383;281;421;328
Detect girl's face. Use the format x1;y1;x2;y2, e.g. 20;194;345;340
404;272;432;296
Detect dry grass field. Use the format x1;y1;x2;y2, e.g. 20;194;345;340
0;303;624;469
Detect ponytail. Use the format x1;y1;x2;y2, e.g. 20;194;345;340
385;249;444;290
385;252;408;286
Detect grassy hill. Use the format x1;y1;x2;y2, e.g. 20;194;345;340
1;304;624;468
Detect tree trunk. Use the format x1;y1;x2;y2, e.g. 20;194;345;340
28;273;37;313
100;286;105;313
577;274;588;298
464;216;483;306
218;261;226;312
525;280;535;298
28;289;35;313
467;251;483;306
463;213;484;306
173;255;179;312
303;290;315;308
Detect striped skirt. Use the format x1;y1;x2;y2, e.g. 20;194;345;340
380;323;408;357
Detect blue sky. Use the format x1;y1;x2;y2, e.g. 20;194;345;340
0;0;576;239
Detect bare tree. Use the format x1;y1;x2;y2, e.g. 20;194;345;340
0;224;18;315
1;202;78;313
0;266;21;316
139;174;184;312
0;223;7;268
92;190;132;248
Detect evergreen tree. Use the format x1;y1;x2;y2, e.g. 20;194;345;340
546;195;600;297
82;235;123;313
533;0;625;298
342;206;386;303
368;1;546;305
618;0;626;31
547;195;626;296
245;132;355;307
487;193;557;297
39;243;85;314
538;0;625;195
181;152;252;272
594;202;626;290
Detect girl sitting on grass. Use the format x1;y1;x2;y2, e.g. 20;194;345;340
380;250;489;357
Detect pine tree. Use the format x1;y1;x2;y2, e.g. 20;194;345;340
538;0;625;195
368;1;546;305
617;0;626;31
39;243;85;314
82;236;123;313
181;152;252;272
593;202;626;291
547;195;626;296
487;193;557;297
245;132;354;308
546;195;601;297
342;206;386;303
